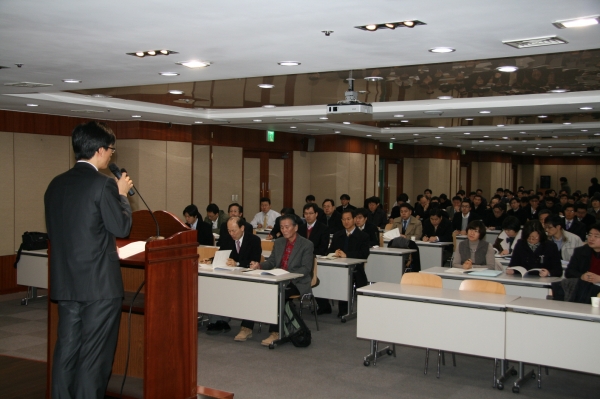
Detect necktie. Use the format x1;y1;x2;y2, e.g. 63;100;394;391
566;221;571;230
506;237;514;253
344;232;350;252
236;240;241;253
307;227;312;238
402;220;407;234
263;214;268;228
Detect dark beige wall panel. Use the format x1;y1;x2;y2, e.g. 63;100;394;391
268;159;284;213
292;151;311;212
193;145;210;208
347;153;365;206
166;141;192;220
212;146;242;211
243;158;260;215
0;132;15;255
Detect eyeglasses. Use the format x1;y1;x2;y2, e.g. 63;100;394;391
587;234;600;240
102;146;116;153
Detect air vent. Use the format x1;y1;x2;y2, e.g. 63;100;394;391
70;109;105;113
503;36;568;49
4;81;53;88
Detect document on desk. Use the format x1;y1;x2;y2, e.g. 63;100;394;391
244;268;289;276
445;267;488;274
319;253;338;260
467;270;503;277
212;250;231;267
383;228;400;240
118;241;146;259
506;266;544;277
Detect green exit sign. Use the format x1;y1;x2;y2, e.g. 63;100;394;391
389;143;394;149
266;130;275;142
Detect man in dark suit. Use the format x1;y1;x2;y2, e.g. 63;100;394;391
354;207;380;247
44;121;133;399
576;204;596;232
250;215;314;347
209;217;262;340
302;203;329;256
216;203;253;247
451;199;482;235
204;203;228;234
183;204;214;246
564;203;587;241
336;194;356;214
422;209;453;243
328;209;370;317
319;198;343;235
366;196;388;229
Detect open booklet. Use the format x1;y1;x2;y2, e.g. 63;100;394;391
243;268;290;276
506;266;544;277
383;228;400;241
317;253;338;260
211;250;248;271
445;267;489;274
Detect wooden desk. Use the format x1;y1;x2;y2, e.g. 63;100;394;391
357;283;517;367
422;266;561;299
366;248;415;284
415;241;453;269
16;249;48;305
198;268;302;349
506;297;600;375
313;257;367;322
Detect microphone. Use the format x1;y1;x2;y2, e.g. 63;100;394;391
108;163;163;240
108;163;135;196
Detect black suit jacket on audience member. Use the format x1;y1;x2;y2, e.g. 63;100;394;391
219;232;262;268
451;212;482;231
368;207;388;229
422;218;453;243
485;212;506;230
578;214;596;232
319;211;344;235
216;219;253;247
523;206;539;222
359;222;380;247
565;219;587;241
301;221;330;256
329;228;370;260
507;208;527;226
336;204;356;214
190;221;214;246
389;205;400;220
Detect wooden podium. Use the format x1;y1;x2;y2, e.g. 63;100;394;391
47;210;199;399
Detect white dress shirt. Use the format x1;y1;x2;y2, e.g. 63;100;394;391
250;209;281;228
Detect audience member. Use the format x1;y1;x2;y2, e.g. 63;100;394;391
336;194;356;214
544;215;583;262
319;198;344;235
589;178;600;197
576;204;596;232
302;203;330;257
354;208;380;247
565;222;600;283
204;203;228;234
366;196;388;229
269;208;306;239
446;195;462;219
452;220;497;270
563;203;587;241
217;203;253;247
451;199;482;235
183;204;214;246
507;220;562;277
493;216;522;255
507;197;526;225
589;196;600;221
389;193;408;220
250;197;280;230
485;204;506;230
392;203;423;240
422;209;453;243
560;177;571;195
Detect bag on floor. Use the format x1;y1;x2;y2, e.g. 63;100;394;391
282;301;312;347
14;231;49;268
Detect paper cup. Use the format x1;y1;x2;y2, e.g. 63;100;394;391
591;297;600;308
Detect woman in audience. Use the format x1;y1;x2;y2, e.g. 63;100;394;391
452;220;498;270
544;214;583;262
493;216;522;255
507;220;562;277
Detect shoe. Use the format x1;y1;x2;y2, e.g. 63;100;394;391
206;321;231;335
234;327;253;342
261;332;279;347
316;307;332;315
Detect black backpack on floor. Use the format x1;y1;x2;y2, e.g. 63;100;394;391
283;301;312;347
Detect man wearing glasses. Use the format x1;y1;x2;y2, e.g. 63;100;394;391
565;223;600;284
451;199;482;236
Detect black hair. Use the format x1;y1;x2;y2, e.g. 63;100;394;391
429;209;445;218
400;203;414;212
206;203;219;214
397;193;409;202
280;214;297;226
183;204;201;219
367;196;380;205
563;203;576;212
452;196;462;202
424;188;432;194
501;216;521;232
72;121;116;161
575;204;588;211
340;194;350;201
560;177;567;183
355;207;369;218
341;209;357;218
467;220;486;240
492;204;505;211
260;197;271;204
303;203;319;214
280;207;296;215
228;203;243;214
322;198;335;207
545;215;565;229
305;194;316;202
521;220;548;244
439;193;448;200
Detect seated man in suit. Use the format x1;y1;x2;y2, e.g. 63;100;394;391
354;208;380;247
422;209;453;243
217;203;253;248
319;198;344;235
451;199;481;235
183;204;214;246
524;196;540;221
588;196;600;221
507;197;527;225
485;204;506;230
328;209;370;317
336;193;356;214
564;203;587;241
446;195;462;220
249;215;314;347
250;197;281;230
565;222;600;284
302;203;329;256
576;204;596;232
366;196;388;229
206;217;263;341
472;194;486;216
204;203;228;234
392;203;423;240
389;193;409;221
268;208;307;239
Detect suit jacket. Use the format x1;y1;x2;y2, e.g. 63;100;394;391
422;218;453;243
368;207;388;229
329;228;370;260
565;219;587;241
44;162;132;301
523;206;539;222
392;216;423;240
507;208;527;225
188;220;214;246
509;240;563;277
318;210;344;235
219;232;262;268
451;212;482;231
204;211;228;234
217;219;253;247
302;221;330;256
359;222;380;247
578;214;596;231
565;245;597;279
336;204;356;214
260;235;314;296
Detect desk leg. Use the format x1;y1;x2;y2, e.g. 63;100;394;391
496;359;516;390
512;362;535;393
363;340;395;367
21;287;46;306
270;281;289;349
341;265;357;323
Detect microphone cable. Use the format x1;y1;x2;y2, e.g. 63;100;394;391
119;279;145;398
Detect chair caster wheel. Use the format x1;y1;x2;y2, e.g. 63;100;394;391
268;344;275;350
512;386;520;393
497;383;504;390
386;349;394;356
341;318;347;323
363;361;370;367
511;369;518;376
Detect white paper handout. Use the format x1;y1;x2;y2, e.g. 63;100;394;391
118;241;146;259
383;228;400;240
212;250;231;267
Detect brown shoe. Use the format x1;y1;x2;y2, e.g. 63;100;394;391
234;327;253;342
261;332;279;347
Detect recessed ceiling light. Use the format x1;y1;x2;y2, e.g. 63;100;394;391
464;132;471;135
278;61;300;66
479;140;484;143
438;142;443;145
290;126;297;129
135;52;144;57
552;135;559;138
129;49;178;58
414;134;420;136
538;115;548;118
91;94;111;98
132;115;141;118
168;90;184;95
520;131;527;134
563;122;571;125
483;136;489;138
496;66;519;73
319;117;328;120
253;119;262;122
62;79;81;83
456;145;461;147
366;134;372;137
434;136;440;139
263;105;276;108
595;133;600;136
581;129;588;132
553;16;600;29
26;103;38;107
365;24;377;31
438;126;445;129
401;120;409;123
503;137;509;139
393;114;404;118
343;121;351;125
548;88;568;93
258;84;274;89
384;127;390;130
429;47;455;53
334;130;341;134
580;107;593;110
159;72;179;76
497;124;505;127
495;144;500;147
479;110;491;114
194;121;203;124
177;60;210;68
365;76;383;81
465;118;474;121
391;137;396;140
437;96;453;100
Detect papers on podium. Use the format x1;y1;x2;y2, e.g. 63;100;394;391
118;241;146;259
